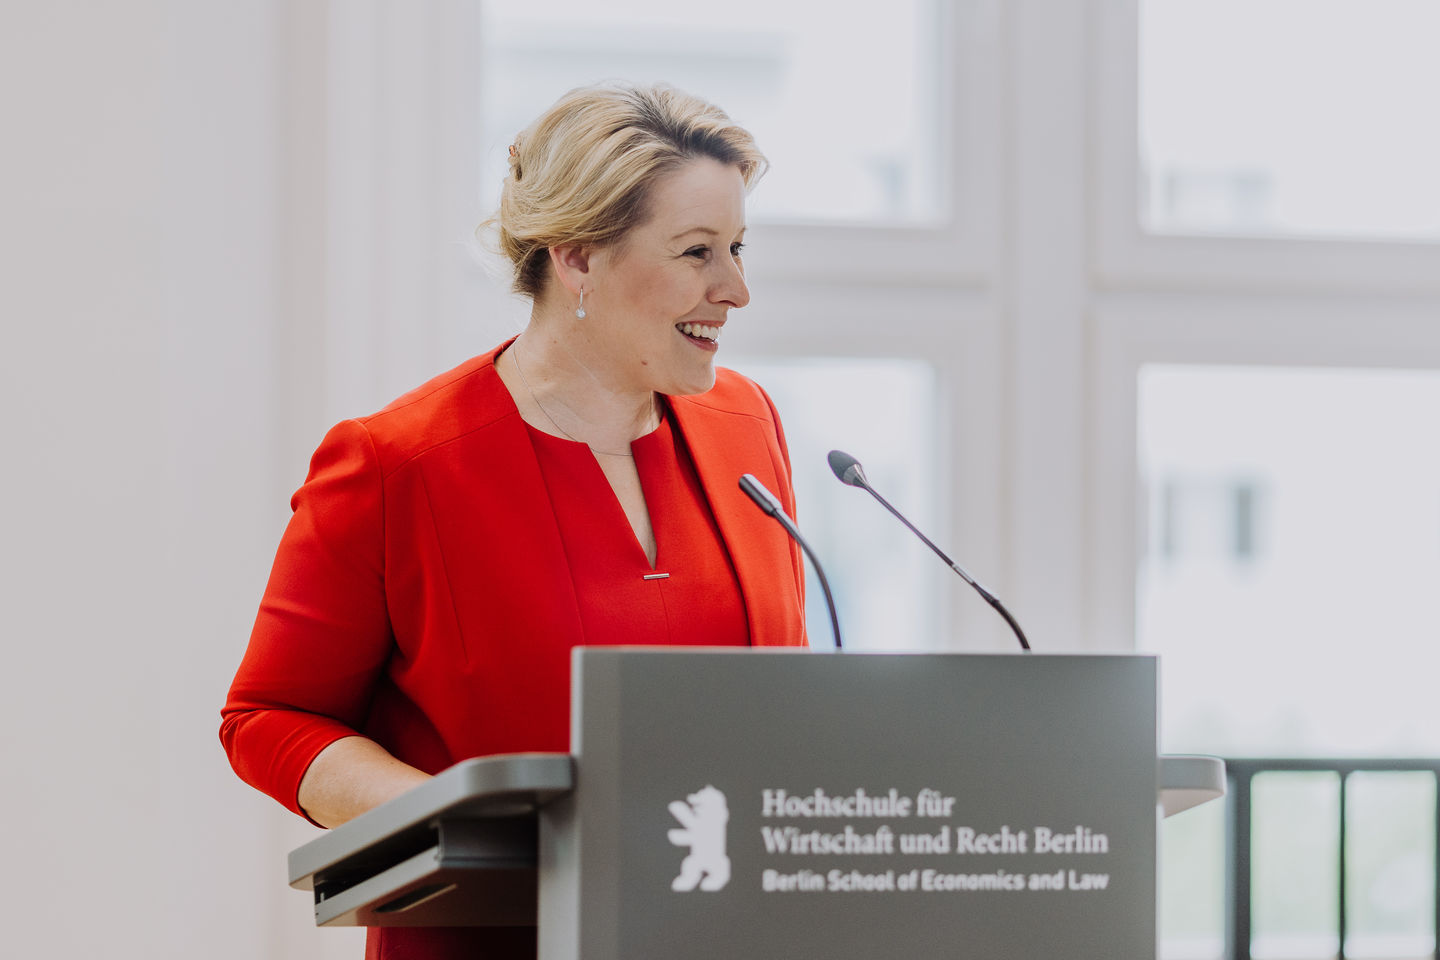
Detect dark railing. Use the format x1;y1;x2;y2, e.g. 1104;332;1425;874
1224;758;1440;960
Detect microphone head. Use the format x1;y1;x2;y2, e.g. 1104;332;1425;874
738;473;782;517
827;449;868;488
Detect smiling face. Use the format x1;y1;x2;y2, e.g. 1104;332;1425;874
571;157;751;397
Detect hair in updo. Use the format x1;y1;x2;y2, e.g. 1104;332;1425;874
488;83;767;300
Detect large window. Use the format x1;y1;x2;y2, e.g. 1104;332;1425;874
1096;5;1440;958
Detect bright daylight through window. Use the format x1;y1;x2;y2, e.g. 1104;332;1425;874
1141;0;1440;241
481;0;943;225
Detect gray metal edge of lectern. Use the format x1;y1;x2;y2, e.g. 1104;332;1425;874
287;753;574;927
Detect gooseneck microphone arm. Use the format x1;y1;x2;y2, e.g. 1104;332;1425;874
738;474;843;651
827;450;1031;652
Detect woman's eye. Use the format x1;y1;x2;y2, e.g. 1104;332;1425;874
682;242;745;260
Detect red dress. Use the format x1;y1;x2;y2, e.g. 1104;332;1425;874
526;415;750;649
220;341;806;959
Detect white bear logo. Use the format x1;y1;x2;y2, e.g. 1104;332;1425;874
667;785;731;892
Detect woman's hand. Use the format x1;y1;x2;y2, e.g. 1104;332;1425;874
296;736;433;828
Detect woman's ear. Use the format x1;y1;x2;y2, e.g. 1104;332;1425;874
547;243;593;296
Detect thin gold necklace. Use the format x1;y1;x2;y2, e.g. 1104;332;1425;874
511;337;654;458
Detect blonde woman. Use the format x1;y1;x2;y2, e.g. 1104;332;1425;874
221;84;807;960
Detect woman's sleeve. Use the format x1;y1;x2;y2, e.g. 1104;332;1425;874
220;419;395;820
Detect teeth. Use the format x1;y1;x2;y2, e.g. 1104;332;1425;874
678;322;721;342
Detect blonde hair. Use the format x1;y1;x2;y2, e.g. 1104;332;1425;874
487;83;767;300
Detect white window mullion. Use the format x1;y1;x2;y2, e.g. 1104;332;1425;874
1001;0;1097;650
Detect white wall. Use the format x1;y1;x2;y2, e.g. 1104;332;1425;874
0;2;357;956
0;2;510;955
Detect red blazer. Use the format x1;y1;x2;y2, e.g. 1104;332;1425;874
220;341;807;819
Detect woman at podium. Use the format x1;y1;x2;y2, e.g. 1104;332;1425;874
220;83;807;959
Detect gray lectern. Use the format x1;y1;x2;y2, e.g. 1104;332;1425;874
288;650;1225;959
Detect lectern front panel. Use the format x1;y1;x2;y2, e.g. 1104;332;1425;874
542;650;1158;960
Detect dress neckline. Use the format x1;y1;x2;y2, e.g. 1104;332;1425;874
519;399;672;455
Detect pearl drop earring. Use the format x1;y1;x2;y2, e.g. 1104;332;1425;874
575;289;587;319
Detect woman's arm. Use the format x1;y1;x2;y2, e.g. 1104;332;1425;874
221;420;411;823
297;736;433;828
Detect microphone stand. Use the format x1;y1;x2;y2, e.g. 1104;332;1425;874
738;474;843;651
828;450;1030;652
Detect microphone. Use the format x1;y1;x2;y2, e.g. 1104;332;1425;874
826;450;1031;652
738;474;843;651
